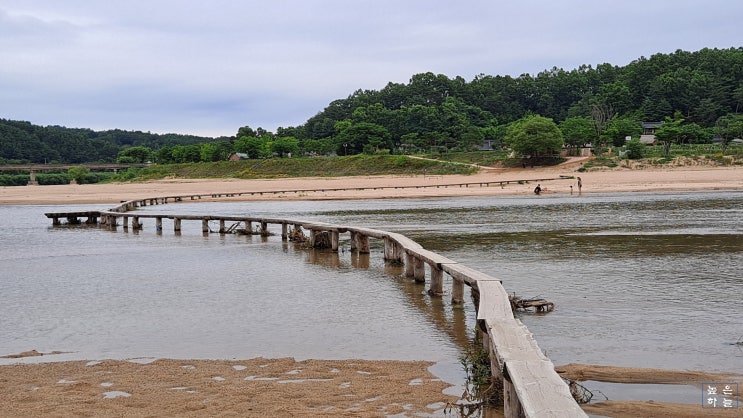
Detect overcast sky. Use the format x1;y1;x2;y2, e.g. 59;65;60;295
1;1;740;137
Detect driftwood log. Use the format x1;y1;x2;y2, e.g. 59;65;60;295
509;294;554;312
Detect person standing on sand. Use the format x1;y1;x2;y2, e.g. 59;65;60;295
577;177;582;195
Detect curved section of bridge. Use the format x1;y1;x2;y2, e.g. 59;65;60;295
45;195;586;417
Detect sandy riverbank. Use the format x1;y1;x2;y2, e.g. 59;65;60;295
0;355;458;417
1;163;742;205
1;163;741;417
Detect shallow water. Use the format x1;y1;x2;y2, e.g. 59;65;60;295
1;191;741;405
0;204;465;366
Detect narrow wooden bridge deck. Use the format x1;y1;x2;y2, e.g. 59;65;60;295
44;189;586;417
74;175;574;205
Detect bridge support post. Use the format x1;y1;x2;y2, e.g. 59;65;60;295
383;238;404;262
405;253;415;277
356;234;370;253
393;241;405;261
244;220;252;233
331;231;339;251
132;216;141;229
219;220;226;234
202;219;209;234
260;221;268;235
451;277;465;303
27;169;39;186
429;266;444;295
173;218;181;232
503;369;523;418
123;216;129;229
281;223;288;240
413;257;425;282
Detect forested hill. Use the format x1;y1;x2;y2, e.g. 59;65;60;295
2;47;742;164
0;120;227;164
287;48;743;146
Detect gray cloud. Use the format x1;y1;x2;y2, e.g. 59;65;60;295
1;0;741;136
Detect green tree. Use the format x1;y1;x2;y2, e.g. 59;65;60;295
67;166;90;184
235;136;267;159
299;138;334;156
596;82;632;115
116;146;152;164
692;98;724;126
171;144;201;163
270;136;299;157
236;126;256;138
654;112;685;157
590;103;614;155
716;114;743;154
335;122;391;155
154;146;175;164
678;123;707;144
505;115;564;157
199;143;219;162
459;126;485;151
733;83;743;113
605;117;642;147
559;117;594;151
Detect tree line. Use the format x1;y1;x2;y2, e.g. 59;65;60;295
2;47;742;165
282;47;743;157
0;120;229;164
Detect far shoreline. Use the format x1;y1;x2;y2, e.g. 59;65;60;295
1;165;742;206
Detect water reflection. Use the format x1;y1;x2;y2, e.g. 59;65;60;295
299;246;474;354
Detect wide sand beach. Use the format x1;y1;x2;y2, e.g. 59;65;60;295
1;162;742;417
2;161;742;205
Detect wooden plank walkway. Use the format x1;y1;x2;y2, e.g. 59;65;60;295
43;190;586;417
103;175;574;205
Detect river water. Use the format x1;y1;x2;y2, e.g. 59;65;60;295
1;191;741;405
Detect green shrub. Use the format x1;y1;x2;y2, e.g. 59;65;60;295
0;174;28;186
393;155;410;167
37;173;71;185
625;139;645;159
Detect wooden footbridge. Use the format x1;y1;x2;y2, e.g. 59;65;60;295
45;192;586;417
0;163;149;185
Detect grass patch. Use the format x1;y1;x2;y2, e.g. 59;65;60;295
432;150;511;167
110;154;477;182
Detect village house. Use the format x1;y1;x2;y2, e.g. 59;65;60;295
639;121;662;145
227;152;249;161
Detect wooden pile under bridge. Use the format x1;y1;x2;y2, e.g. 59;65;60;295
45;192;586;417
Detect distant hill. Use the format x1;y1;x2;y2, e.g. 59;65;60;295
3;47;742;164
292;47;743;144
0;119;228;164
